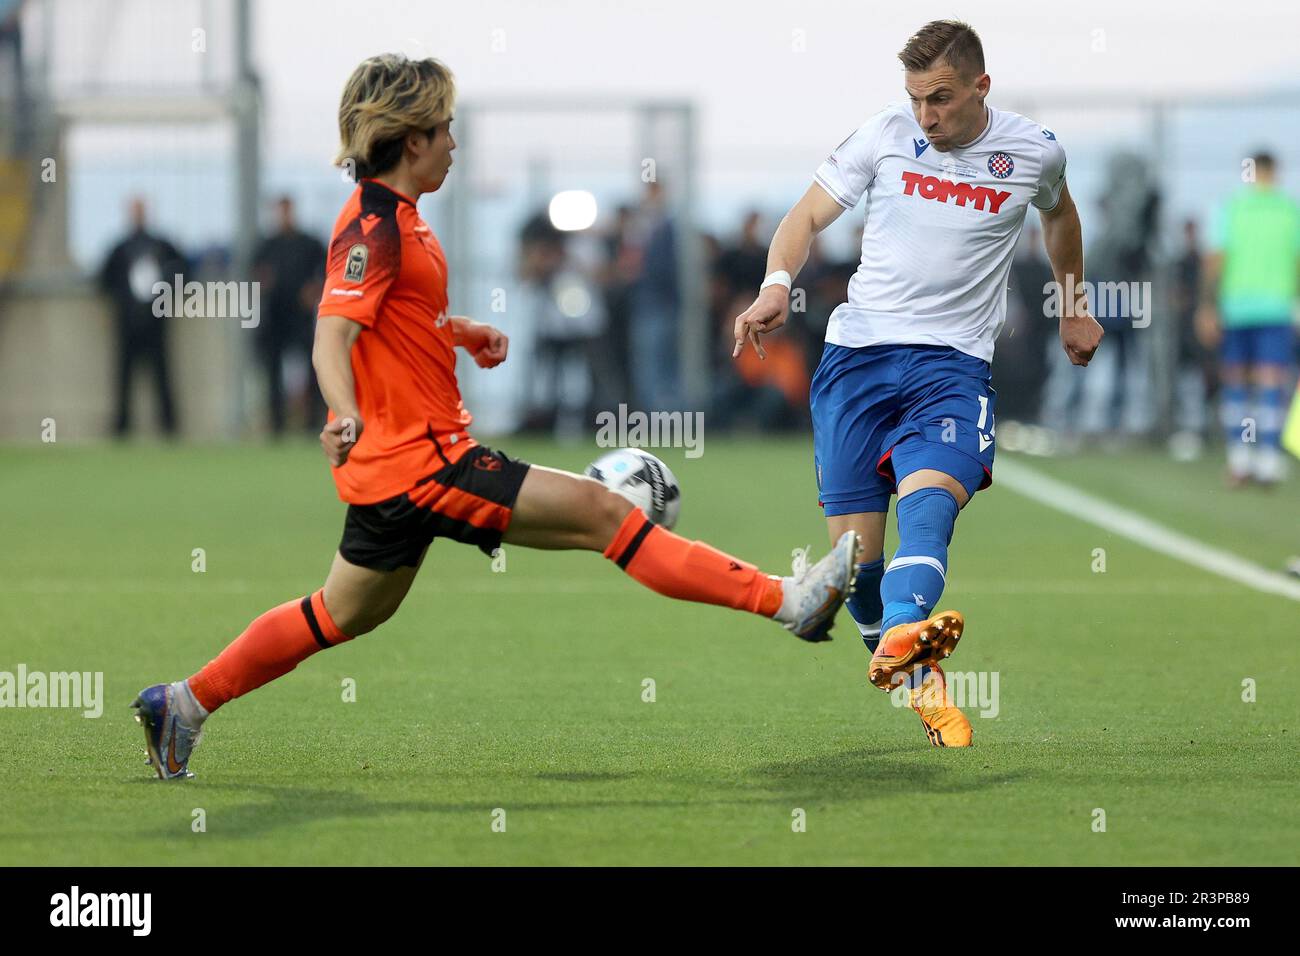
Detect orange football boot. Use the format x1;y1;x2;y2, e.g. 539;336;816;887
907;662;973;747
867;609;964;690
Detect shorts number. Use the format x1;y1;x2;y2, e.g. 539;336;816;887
976;395;995;435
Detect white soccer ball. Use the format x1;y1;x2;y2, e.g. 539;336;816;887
584;448;682;530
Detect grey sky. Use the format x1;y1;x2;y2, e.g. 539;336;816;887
259;0;1300;173
43;0;1300;261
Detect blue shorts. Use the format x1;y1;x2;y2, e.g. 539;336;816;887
1220;323;1295;368
810;343;995;515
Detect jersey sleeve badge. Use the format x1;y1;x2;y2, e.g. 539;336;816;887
344;243;369;283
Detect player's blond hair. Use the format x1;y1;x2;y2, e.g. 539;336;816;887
334;54;456;179
898;20;984;78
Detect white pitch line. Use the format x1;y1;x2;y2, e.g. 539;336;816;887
995;457;1300;603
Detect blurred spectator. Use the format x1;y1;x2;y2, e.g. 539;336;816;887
995;225;1054;422
794;231;858;375
628;181;680;411
98;197;184;438
1042;152;1160;442
252;196;327;436
1;1;29;153
1086;152;1160;437
596;204;638;406
710;211;807;431
1168;218;1213;459
714;209;767;297
1198;151;1300;486
517;211;606;437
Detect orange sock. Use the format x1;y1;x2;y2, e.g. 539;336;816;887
603;509;783;616
188;589;351;713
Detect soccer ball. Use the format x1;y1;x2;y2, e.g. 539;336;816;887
584;448;682;530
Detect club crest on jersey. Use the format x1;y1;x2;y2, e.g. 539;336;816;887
344;243;369;283
987;152;1014;179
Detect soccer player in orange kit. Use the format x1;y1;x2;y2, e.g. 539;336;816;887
133;54;858;778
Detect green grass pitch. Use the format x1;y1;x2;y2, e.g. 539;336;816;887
1;438;1297;865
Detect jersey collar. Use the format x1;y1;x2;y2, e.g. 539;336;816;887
362;177;418;207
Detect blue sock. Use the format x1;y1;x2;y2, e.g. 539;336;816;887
881;488;959;635
846;558;884;652
1257;385;1285;449
1221;383;1248;445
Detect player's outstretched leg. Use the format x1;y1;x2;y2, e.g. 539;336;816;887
504;465;857;642
134;553;419;779
866;470;972;747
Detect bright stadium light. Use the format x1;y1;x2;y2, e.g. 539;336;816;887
548;190;598;231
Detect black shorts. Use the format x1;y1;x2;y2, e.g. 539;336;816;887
339;442;531;571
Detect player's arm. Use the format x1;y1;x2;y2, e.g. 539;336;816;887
449;315;509;368
732;183;846;358
1039;181;1103;366
312;313;365;466
1195;251;1224;348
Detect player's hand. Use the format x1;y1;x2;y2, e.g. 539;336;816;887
320;415;364;467
732;285;790;360
456;317;509;368
1060;310;1103;367
1194;304;1222;349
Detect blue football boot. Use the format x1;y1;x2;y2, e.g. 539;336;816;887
132;683;202;780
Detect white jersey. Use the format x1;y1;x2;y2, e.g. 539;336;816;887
814;103;1067;362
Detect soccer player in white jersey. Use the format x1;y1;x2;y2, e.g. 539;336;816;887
733;20;1103;746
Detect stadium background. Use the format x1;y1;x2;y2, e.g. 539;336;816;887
0;0;1297;866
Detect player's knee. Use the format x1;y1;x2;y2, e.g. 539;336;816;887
339;611;378;637
898;471;969;509
340;603;396;637
324;592;401;638
1251;365;1285;388
584;480;636;550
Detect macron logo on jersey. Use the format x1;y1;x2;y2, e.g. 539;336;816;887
900;170;1011;214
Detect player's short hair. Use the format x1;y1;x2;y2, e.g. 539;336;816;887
1252;151;1277;174
335;54;456;179
898;20;985;79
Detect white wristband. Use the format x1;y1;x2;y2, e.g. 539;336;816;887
760;270;792;291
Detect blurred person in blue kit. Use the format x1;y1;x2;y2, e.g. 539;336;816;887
1198;151;1300;487
253;196;328;436
98;196;186;438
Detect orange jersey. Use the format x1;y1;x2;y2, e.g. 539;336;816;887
318;179;473;504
